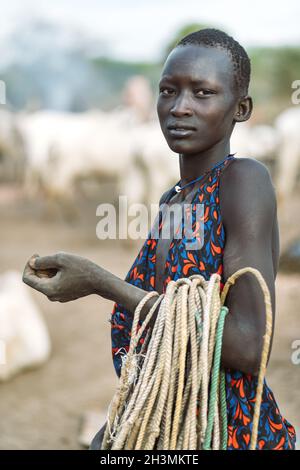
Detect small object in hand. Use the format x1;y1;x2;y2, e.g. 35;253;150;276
35;268;58;279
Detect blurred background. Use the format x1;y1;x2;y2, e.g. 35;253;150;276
0;0;299;449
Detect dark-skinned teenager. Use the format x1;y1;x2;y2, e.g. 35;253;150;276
23;28;296;450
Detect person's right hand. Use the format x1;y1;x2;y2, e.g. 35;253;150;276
22;252;102;302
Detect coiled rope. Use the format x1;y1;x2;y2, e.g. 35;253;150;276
101;267;272;450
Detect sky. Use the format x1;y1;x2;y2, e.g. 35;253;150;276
0;0;300;62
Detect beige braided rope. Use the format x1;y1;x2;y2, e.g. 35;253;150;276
161;295;179;449
170;281;189;448
187;281;199;449
102;267;272;450
115;294;166;449
102;292;163;449
146;282;178;449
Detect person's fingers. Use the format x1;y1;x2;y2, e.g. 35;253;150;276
23;257;61;294
22;270;52;295
24;269;61;295
30;254;60;270
35;269;57;278
27;255;58;278
27;254;39;269
23;257;37;279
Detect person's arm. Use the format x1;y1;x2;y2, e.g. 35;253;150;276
22;189;173;324
22;252;159;324
219;157;278;375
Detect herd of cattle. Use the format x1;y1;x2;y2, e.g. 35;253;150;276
0;105;300;209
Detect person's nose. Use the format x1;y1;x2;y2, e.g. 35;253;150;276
170;91;193;117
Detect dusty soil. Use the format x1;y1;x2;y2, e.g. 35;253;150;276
0;192;299;449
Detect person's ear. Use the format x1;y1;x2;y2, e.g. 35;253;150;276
234;95;253;123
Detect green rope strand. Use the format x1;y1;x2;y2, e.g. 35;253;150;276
220;369;228;450
203;306;229;450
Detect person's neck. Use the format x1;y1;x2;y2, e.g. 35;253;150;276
178;141;231;185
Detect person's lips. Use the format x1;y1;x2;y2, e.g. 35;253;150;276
167;127;196;138
167;123;197;138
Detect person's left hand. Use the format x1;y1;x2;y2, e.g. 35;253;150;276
22;252;100;302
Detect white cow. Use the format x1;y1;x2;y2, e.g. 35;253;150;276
17;110;76;196
230;122;278;164
17;108;144;200
0;270;51;381
0;109;26;183
17;110;178;215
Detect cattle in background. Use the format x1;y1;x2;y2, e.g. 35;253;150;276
0;270;51;382
0;109;26;184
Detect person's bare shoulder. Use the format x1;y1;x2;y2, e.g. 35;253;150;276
218;158;278;373
219;157;277;233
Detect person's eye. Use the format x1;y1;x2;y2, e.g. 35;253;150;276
195;89;215;97
159;87;175;96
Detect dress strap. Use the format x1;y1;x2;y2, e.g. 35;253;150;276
166;153;236;204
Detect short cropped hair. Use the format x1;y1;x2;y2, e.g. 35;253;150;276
175;28;251;97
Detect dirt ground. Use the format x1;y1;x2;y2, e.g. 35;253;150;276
0;191;299;449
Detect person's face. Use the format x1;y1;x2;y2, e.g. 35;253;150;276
157;44;240;155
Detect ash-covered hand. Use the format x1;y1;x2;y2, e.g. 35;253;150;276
22;252;102;302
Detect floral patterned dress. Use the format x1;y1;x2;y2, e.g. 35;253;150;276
110;154;296;450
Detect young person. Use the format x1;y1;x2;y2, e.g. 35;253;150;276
23;28;296;450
